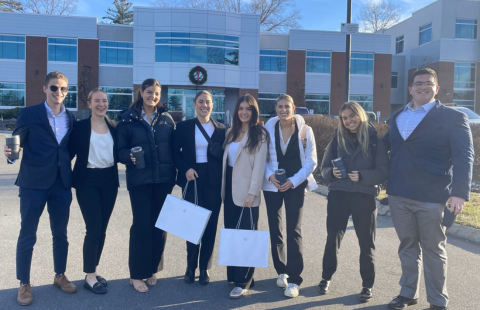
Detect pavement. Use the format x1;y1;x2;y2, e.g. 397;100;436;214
1;133;480;310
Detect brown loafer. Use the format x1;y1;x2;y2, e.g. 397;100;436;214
18;283;33;306
53;275;77;293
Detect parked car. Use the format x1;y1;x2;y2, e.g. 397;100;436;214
294;107;310;115
449;106;480;124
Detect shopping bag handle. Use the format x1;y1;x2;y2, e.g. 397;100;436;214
235;207;254;230
181;179;198;206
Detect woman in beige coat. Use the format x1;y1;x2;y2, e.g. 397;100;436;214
221;94;269;299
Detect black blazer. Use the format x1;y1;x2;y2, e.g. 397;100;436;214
383;100;474;203
173;118;226;189
69;117;119;189
12;102;75;189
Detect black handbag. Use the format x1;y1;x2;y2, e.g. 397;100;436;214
194;118;224;161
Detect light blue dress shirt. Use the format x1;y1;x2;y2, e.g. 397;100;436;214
395;100;436;140
141;108;157;126
44;101;70;144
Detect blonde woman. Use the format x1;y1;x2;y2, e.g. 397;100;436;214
318;101;388;303
262;94;317;298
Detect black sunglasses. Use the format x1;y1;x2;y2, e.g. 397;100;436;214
49;85;68;93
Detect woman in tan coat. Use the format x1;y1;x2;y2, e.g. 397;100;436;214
221;94;269;299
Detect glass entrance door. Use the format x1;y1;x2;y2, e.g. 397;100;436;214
167;88;225;122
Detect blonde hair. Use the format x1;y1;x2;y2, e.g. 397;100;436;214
276;94;295;106
338;101;369;158
87;88;116;128
44;71;68;86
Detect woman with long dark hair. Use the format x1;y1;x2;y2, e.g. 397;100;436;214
173;90;225;285
318;101;388;302
221;94;269;299
116;78;176;293
69;89;119;294
262;94;317;298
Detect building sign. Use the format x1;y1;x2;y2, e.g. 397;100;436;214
341;23;359;35
188;66;208;85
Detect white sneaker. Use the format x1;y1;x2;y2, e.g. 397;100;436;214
276;274;289;288
229;287;248;299
284;283;299;298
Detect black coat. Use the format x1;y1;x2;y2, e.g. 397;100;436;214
173;118;226;189
116;107;176;190
68;117;119;189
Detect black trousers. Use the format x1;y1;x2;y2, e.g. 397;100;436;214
183;163;222;271
16;171;72;284
76;167;118;273
224;165;259;290
263;180;307;285
322;190;377;288
128;183;174;279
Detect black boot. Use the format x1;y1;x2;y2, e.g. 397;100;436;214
199;270;210;285
184;269;195;284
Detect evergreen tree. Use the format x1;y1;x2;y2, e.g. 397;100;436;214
0;0;23;12
103;0;133;25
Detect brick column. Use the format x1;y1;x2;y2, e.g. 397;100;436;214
286;50;306;106
77;39;99;110
373;53;392;118
25;36;47;107
330;52;346;115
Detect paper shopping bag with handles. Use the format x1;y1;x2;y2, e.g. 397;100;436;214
218;208;270;268
155;180;211;245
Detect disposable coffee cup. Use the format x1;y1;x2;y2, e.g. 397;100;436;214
131;146;145;169
332;157;348;179
6;135;20;160
442;206;457;228
275;169;287;185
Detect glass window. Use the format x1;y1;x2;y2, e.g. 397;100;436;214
167;88;226;122
306;51;331;73
259;50;286;72
171;45;190;62
189;46;207;63
391;72;398;88
349;95;373;111
350;53;373;75
207;47;225;64
48;37;77;62
0;35;25;60
155;45;171;62
396;35;404;54
306;94;329;115
101;87;133;112
258;93;283;116
0;82;25;107
63;86;77;109
419;22;432;45
454;63;476;110
456;19;477;39
99;41;133;65
225;49;238;66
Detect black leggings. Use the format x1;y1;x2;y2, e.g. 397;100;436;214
76;167;118;274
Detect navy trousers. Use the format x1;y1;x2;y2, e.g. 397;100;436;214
16;171;72;284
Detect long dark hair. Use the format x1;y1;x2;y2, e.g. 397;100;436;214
226;94;270;154
130;78;166;115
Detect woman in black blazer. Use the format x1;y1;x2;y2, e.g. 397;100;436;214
173;90;225;285
69;88;119;295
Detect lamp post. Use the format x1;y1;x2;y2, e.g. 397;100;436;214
345;0;352;103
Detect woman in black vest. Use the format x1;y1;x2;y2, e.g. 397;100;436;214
69;89;119;294
116;78;176;293
262;94;318;298
318;101;388;302
173;90;225;285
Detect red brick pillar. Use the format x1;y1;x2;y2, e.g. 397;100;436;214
25;36;47;107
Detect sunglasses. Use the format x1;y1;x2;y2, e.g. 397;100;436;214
49;85;68;93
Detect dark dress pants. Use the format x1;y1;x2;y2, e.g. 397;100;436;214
16;171;72;284
76;167;118;273
224;165;259;290
128;183;174;279
263;180;307;285
322;190;377;288
183;163;222;271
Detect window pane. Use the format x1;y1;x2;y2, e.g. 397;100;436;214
224;42;239;48
190;39;208;45
2;42;18;59
117;42;129;48
454;90;475;100
270;57;286;72
0;89;25;107
190;46;207;63
155;45;171;62
208;40;225;47
260;56;270;71
117;49;128;64
64;92;77;109
396;40;403;54
107;94;132;111
207;47;225;64
171;32;189;37
171;45;189;62
190;33;208;38
391;75;398;88
55;45;71;61
168;88;183;94
48;45;55;61
258;99;277;115
306;100;329;114
306;94;329;100
420;28;432;45
208;34;225;40
259;93;282;99
212;96;224;113
307;57;330;73
106;48;117;64
224;49;238;66
155;32;171;37
168;95;183;111
224;35;239;42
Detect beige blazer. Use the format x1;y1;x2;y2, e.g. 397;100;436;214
221;129;268;207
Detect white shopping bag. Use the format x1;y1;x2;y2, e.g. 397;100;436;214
155;181;211;245
218;208;270;268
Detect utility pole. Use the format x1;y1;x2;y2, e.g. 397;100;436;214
345;0;352;103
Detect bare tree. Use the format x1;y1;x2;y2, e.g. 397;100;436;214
103;0;133;25
152;0;301;33
357;0;402;33
0;0;24;12
19;0;78;15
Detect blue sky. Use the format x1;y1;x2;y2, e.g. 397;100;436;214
74;0;438;31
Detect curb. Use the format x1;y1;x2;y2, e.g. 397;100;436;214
313;185;480;245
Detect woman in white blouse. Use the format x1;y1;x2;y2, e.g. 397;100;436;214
69;89;119;295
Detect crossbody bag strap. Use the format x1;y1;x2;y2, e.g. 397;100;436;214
194;118;213;144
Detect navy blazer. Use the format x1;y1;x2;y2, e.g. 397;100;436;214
69;117;119;189
383;100;474;203
12;102;75;189
172;118;226;189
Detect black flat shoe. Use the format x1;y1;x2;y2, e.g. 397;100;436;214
83;281;107;294
388;295;418;309
359;287;372;303
199;270;210;285
184;269;195;284
96;276;107;287
430;305;447;310
318;279;330;295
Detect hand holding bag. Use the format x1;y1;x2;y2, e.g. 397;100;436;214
218;208;270;268
155;180;212;245
195;118;224;161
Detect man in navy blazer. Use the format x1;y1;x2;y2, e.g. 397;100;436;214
384;68;474;310
4;72;78;306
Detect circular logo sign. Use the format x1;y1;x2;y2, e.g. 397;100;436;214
188;66;208;85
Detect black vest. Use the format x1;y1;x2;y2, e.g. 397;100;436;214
275;121;302;179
